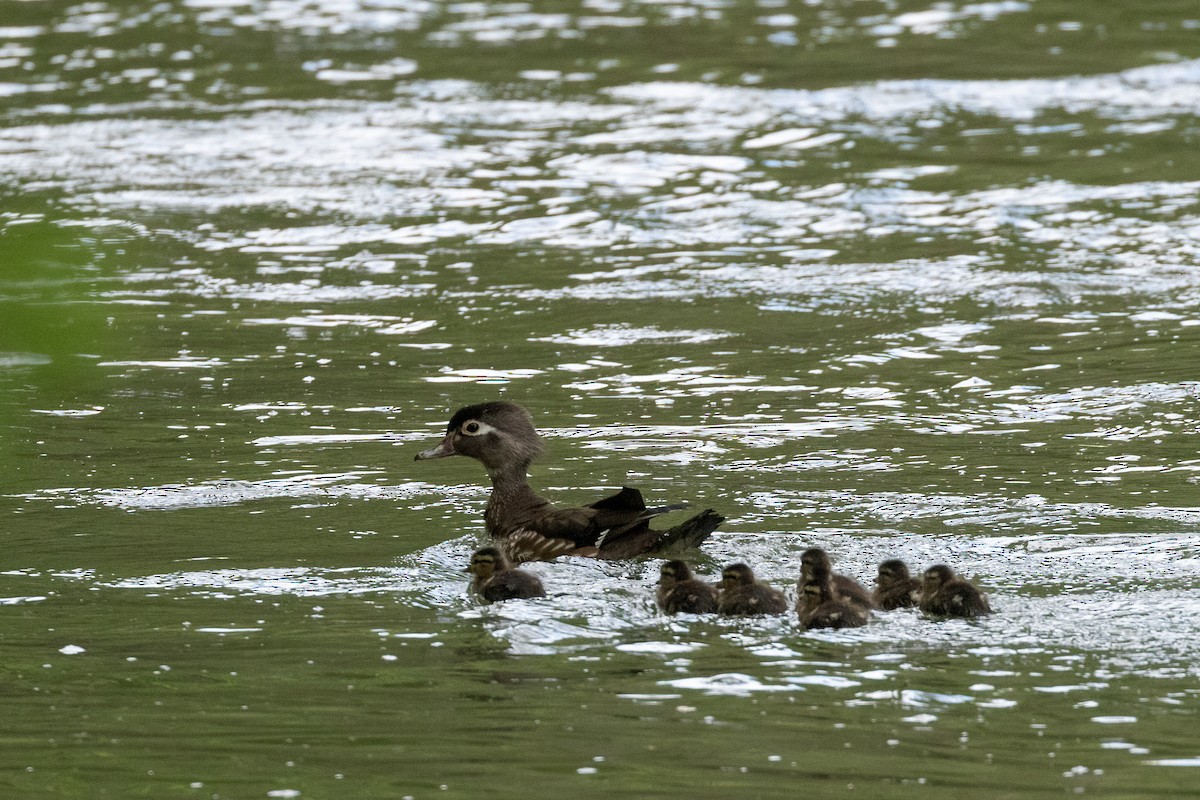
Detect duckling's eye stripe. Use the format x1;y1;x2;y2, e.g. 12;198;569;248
460;420;495;436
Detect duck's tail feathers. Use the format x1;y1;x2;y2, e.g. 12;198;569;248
649;509;724;555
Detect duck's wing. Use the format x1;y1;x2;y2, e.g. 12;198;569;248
499;528;599;563
588;486;646;513
518;487;671;547
519;504;602;542
500;487;717;560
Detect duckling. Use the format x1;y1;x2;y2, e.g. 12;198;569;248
798;547;875;612
416;401;724;562
798;566;870;630
716;563;787;617
657;559;719;614
873;559;921;611
918;564;991;618
466;546;546;603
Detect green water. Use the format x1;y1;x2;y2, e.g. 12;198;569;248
4;0;1200;797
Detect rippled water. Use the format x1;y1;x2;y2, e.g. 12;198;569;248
3;0;1200;797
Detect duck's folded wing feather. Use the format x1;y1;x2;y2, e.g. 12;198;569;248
521;487;662;546
520;505;604;544
589;486;645;513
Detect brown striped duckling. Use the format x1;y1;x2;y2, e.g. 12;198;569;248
716;563;788;617
798;567;870;630
798;547;875;612
466;546;546;603
416;402;724;562
918;564;991;618
657;559;719;614
873;559;921;611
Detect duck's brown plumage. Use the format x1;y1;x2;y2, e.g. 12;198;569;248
873;558;921;611
466;546;546;603
416;401;724;562
717;563;787;616
798;566;870;630
657;559;718;614
798;547;875;612
919;564;991;618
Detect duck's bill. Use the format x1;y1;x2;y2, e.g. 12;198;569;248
414;435;457;461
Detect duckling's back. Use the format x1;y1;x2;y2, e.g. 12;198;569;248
801;599;870;630
481;569;546;603
718;584;787;616
659;579;719;614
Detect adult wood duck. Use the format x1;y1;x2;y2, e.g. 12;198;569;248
798;566;870;630
657;559;719;614
716;563;787;616
873;559;921;611
798;547;875;612
415;401;724;562
466;546;547;603
918;564;992;618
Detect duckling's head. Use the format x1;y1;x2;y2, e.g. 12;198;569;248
800;547;832;580
877;558;912;587
416;401;544;475
719;562;755;590
659;559;694;587
922;564;956;592
466;546;511;579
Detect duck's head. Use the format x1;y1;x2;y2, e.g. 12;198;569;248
800;547;831;581
659;559;694;587
416;401;544;474
877;558;911;588
466;546;511;579
719;562;755;591
922;564;955;593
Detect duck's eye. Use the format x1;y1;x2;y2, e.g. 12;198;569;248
462;421;482;435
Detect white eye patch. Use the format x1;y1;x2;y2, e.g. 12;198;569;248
459;419;497;436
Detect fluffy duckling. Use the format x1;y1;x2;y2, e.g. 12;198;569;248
919;564;991;618
656;559;719;614
873;559;921;611
716;563;787;617
798;547;875;612
416;402;724;562
466;546;546;603
798;567;870;630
